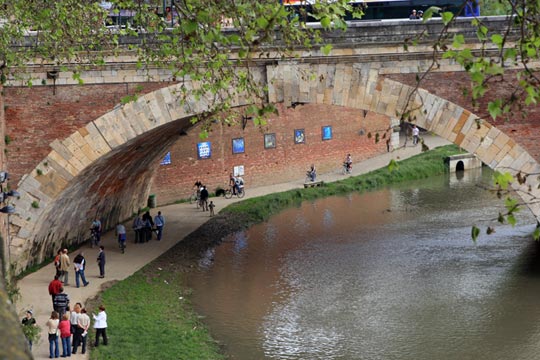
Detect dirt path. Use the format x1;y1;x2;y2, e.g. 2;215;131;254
16;135;450;359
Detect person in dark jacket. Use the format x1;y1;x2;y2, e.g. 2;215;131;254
97;246;106;278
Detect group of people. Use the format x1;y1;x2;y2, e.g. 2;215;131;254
194;180;216;215
45;274;108;357
409;9;424;19
131;210;166;243
54;249;92;287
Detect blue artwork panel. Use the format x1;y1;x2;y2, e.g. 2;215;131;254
232;138;245;154
294;129;305;144
197;141;212;159
322;126;332;140
160;151;171;165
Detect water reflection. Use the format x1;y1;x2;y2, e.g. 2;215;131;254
188;168;540;360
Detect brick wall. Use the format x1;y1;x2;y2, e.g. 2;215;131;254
151;103;390;204
4;82;172;185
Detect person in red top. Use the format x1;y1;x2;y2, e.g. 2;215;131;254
58;313;72;357
48;275;63;307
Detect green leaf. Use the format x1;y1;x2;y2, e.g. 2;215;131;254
441;12;454;25
507;214;517;227
493;171;513;189
533;227;540;241
256;17;269;29
452;34;465;49
320;16;331;29
321;44;333;55
488;99;502;120
491;33;503;48
471;225;480;242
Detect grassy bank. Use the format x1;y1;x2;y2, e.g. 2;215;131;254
222;144;464;224
88;268;224;360
90;144;463;360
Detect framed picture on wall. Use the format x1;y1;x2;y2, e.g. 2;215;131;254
232;138;245;154
264;133;276;149
160;151;171;165
197;141;211;159
294;129;305;144
322;125;332;140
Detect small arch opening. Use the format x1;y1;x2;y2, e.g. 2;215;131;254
456;160;465;172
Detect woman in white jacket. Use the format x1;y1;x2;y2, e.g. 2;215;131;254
93;305;108;347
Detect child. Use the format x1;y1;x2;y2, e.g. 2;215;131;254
208;201;215;216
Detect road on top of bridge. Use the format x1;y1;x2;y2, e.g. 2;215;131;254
17;133;450;360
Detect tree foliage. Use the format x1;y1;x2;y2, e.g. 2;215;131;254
0;0;360;127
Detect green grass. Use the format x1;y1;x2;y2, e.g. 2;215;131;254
89;267;224;360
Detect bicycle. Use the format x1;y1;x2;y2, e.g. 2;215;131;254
305;170;316;183
189;191;201;208
224;186;245;199
342;162;352;175
90;229;100;248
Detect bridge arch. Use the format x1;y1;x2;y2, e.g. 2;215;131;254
9;63;540;271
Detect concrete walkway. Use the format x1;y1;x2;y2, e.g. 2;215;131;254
16;134;450;359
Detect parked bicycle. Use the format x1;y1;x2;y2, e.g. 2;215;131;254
189;190;201;208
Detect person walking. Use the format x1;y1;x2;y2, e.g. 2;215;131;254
21;310;37;351
116;222;127;253
73;308;90;355
54;249;62;277
73;253;90;288
58;313;72;357
142;211;154;242
93;305;108;347
154;211;165;241
200;186;209;211
46;311;60;359
208;201;215;216
53;287;70;319
132;213;144;244
97;246;106;278
59;249;71;286
48;275;63;307
412;125;420;146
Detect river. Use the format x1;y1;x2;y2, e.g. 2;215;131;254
188;168;540;360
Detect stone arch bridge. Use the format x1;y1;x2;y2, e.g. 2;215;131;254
3;17;540;273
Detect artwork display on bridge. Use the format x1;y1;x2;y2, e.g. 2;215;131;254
197;141;212;159
294;129;305;144
160;151;171;165
232;138;245;154
322;126;332;140
264;133;276;149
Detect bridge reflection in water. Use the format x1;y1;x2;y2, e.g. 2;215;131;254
188;167;540;360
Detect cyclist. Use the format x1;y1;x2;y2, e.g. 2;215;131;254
307;164;316;182
344;154;352;173
115;223;126;253
229;173;239;195
90;218;102;246
235;176;245;194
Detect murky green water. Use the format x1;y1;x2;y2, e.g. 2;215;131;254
188;168;540;360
